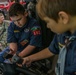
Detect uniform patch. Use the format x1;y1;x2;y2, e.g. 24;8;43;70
24;28;30;32
31;26;41;35
58;43;64;49
33;30;41;35
14;30;20;33
20;40;28;46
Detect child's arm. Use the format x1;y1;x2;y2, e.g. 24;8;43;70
22;48;54;66
18;45;36;57
9;43;18;54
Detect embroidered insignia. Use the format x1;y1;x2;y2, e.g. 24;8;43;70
58;43;64;47
33;30;41;35
24;28;30;32
58;43;64;49
31;26;41;35
20;40;28;46
31;26;41;31
14;30;20;32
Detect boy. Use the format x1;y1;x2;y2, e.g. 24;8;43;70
0;10;10;51
20;0;76;75
0;3;42;62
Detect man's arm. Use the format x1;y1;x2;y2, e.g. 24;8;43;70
19;45;36;57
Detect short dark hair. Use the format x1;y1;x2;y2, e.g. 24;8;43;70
0;10;5;16
36;0;76;22
9;3;25;17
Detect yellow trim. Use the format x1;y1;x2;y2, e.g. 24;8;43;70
14;30;20;32
58;43;64;47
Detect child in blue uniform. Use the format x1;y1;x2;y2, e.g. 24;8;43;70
0;3;42;62
20;0;76;75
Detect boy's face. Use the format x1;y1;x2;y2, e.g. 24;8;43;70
0;13;4;24
43;17;69;34
10;13;28;27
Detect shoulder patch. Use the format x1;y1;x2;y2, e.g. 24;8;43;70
20;40;28;46
31;26;41;31
24;28;30;32
31;26;41;35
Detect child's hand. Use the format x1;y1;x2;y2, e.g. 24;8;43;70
17;57;32;67
22;57;32;67
9;49;16;55
9;43;18;53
